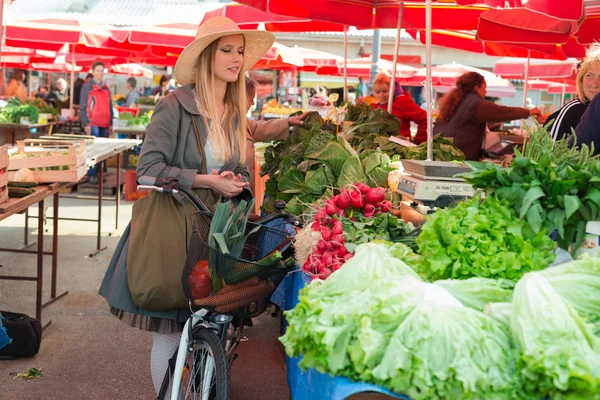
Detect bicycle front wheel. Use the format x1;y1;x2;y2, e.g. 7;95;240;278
176;327;230;400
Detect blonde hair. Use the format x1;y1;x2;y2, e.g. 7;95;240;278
577;42;600;104
194;38;247;163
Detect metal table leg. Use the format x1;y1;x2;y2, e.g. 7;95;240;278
35;198;44;322
116;153;121;231
89;160;108;258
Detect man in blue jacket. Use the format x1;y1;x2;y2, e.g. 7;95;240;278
576;91;600;155
79;61;114;183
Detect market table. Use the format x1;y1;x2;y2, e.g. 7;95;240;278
0;121;68;146
113;126;146;138
0;182;68;329
56;137;142;257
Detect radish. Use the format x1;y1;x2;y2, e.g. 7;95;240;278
321;226;332;241
332;219;343;235
318;214;332;226
366;187;386;205
332;234;345;245
358;183;370;194
344;253;354;262
317;268;332;280
350;191;365;209
336;190;351;210
302;259;313;272
324;201;338;216
331;261;342;272
336;245;348;257
317;239;328;252
363;211;375;218
381;200;393;212
338;209;347;218
374;202;382;209
364;203;375;214
311;221;321;231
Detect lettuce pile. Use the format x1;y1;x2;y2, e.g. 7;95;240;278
416;195;556;281
281;243;520;400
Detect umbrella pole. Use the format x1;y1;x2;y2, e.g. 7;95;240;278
343;25;348;102
425;0;433;161
69;45;75;112
520;50;531;131
388;2;404;114
561;84;566;107
0;0;4;60
370;30;381;91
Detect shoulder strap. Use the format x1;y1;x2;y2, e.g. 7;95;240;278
191;116;208;175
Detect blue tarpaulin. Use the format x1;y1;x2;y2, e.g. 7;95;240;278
0;310;12;351
276;270;408;400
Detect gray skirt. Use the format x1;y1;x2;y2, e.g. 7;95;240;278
99;223;190;334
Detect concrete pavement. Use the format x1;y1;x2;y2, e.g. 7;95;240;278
0;196;290;400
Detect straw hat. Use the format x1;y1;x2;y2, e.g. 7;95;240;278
175;16;275;85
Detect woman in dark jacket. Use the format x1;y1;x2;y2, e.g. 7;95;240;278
546;45;600;141
433;71;541;160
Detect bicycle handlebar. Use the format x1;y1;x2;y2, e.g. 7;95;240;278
137;175;302;228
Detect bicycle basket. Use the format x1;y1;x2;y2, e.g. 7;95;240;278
182;211;294;318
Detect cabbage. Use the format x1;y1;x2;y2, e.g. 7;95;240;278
13;167;35;182
511;272;600;399
484;302;512;327
281;243;519;399
433;277;514;311
371;283;518;400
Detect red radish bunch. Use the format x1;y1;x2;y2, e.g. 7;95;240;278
302;183;394;280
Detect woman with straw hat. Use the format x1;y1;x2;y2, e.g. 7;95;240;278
99;16;275;395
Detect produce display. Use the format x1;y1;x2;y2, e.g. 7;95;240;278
460;124;600;253
261;112;394;215
282;242;600;400
344;102;465;161
118;110;152;127
260;103;465;216
0;98;39;124
416;194;556;281
298;184;416;279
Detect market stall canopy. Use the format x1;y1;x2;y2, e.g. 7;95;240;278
235;0;486;30
202;3;347;31
526;79;577;94
455;0;585;21
494;58;578;80
316;56;419;79
414;62;516;97
407;29;584;60
252;42;305;69
109;63;153;79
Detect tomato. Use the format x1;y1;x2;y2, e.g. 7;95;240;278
188;260;212;299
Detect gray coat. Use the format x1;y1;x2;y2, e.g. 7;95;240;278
99;84;249;326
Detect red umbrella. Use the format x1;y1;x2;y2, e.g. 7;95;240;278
316;56;419;78
236;0;486;30
494;57;578;80
202;3;346;31
455;0;585;21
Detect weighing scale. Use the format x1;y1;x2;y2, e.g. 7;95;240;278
394;160;476;208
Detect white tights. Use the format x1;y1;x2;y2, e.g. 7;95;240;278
151;331;182;395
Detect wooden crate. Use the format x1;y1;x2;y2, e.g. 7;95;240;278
8;139;88;183
0;145;8;198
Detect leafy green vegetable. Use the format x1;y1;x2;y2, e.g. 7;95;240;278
460;124;600;253
433;277;514;311
511;271;600;399
416;195;556;281
336;155;367;189
282;243;520;400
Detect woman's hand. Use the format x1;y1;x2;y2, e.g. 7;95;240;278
287;112;310;126
210;169;248;198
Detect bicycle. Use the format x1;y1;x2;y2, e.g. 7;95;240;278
137;176;301;400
